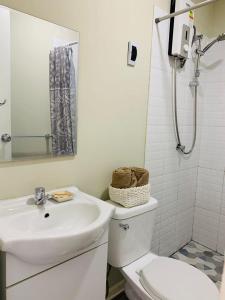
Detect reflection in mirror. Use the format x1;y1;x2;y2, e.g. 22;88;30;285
0;6;79;161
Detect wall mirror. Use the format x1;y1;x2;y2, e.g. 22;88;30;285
0;5;79;162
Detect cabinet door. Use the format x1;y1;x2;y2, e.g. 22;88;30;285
7;244;107;300
0;6;11;161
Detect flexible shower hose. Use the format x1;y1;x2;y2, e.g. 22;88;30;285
173;57;198;155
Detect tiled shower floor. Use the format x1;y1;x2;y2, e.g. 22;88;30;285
113;241;224;300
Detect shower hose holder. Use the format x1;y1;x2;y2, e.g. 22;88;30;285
176;144;185;153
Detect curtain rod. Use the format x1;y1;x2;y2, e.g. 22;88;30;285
155;0;217;24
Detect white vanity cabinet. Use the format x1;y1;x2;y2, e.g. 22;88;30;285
6;244;107;300
2;232;108;300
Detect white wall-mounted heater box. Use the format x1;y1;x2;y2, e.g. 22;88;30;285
168;0;194;59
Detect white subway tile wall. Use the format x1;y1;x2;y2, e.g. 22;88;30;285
146;8;225;256
145;8;200;256
193;207;220;251
193;35;225;254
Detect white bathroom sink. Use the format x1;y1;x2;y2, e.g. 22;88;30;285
0;187;114;265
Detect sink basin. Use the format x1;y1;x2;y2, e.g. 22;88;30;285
9;203;100;234
0;187;114;265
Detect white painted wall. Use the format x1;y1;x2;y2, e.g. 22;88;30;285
0;6;11;160
10;9;79;157
145;7;200;256
0;0;214;202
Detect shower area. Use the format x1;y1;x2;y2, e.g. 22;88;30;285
145;0;225;289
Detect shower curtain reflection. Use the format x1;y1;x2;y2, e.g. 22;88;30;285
49;46;76;156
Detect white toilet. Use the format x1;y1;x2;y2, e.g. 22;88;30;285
107;198;219;300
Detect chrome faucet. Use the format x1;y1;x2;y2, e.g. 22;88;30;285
34;187;47;205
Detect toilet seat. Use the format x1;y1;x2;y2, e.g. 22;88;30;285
122;253;219;300
139;257;219;300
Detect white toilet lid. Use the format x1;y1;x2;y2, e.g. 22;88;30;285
139;257;219;300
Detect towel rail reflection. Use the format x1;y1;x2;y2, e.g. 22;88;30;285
12;134;53;155
12;134;53;139
0;134;53;154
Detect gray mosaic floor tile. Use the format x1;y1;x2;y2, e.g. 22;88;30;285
171;241;224;289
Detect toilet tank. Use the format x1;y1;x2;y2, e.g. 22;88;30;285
107;198;158;268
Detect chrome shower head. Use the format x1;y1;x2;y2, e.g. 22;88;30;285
201;33;225;55
217;33;225;42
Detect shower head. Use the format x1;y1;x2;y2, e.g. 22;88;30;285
202;33;225;55
217;33;225;42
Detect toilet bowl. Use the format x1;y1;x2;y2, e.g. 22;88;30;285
107;199;219;300
122;253;219;300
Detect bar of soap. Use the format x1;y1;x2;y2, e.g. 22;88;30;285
51;191;74;202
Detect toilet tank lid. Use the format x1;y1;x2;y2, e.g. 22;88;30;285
106;198;158;220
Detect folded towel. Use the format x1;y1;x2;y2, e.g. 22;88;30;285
111;167;149;189
131;167;149;187
111;167;134;189
130;171;138;187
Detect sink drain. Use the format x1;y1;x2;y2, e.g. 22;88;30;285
44;213;50;218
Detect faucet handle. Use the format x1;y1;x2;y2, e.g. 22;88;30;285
35;187;45;198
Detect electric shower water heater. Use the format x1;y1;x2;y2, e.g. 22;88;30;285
169;0;194;59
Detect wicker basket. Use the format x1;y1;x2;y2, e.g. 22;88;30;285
109;184;150;208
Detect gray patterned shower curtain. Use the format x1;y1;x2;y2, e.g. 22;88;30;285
49;47;77;155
